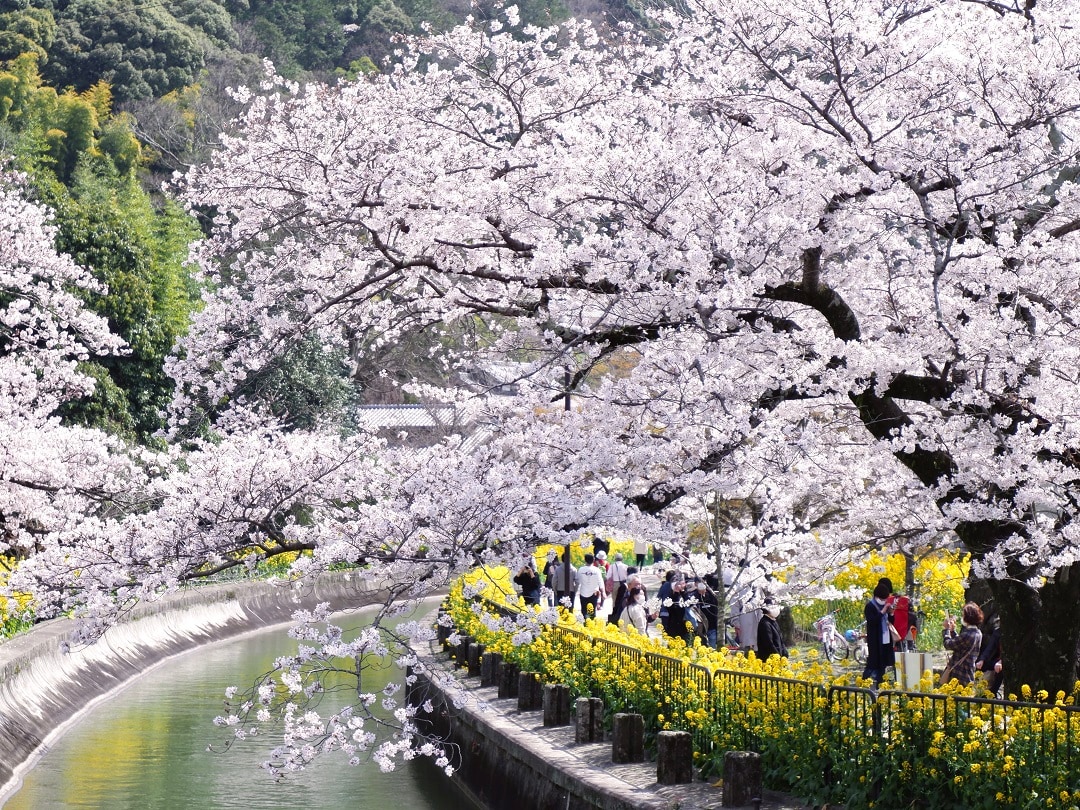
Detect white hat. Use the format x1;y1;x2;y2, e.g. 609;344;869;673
596;550;607;560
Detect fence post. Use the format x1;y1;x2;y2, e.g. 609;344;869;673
498;662;520;699
518;671;543;710
543;684;571;726
467;643;484;677
722;751;761;806
611;713;645;763
656;730;693;784
436;611;452;646
575;697;605;742
480;651;502;687
589;697;604;741
455;635;472;669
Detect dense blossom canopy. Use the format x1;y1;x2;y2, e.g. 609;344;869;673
0;173;133;568
7;0;1080;772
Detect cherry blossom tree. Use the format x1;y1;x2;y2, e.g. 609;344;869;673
163;0;1080;694
9;0;1080;774
0;172;139;571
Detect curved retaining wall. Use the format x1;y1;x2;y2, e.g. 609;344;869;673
2;583;791;810
410;645;727;810
409;641;806;810
411;668;654;810
0;573;384;797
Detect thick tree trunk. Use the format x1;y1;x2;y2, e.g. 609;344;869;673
983;565;1080;698
766;261;1080;697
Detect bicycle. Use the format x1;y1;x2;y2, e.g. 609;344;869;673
844;628;868;664
813;611;849;662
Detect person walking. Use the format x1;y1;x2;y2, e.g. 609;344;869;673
541;551;558;606
892;593;913;651
660;575;690;643
620;586;651;636
633;537;648;568
941;602;984;687
594;549;609;576
513;562;542;606
975;615;1002;696
550;553;577;609
656;570;676;629
696;578;720;648
605;553;630;624
576;553;605;619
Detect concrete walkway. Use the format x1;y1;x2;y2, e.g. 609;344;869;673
425;632;811;809
425;648;812;810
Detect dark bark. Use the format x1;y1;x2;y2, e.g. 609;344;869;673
770;269;1080;695
983;567;1080;698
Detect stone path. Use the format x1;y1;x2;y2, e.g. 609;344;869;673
426;625;813;810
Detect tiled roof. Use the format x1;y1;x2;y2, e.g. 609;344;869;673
354;404;457;429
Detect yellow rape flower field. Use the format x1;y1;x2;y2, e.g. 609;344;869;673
444;568;1080;810
0;556;34;636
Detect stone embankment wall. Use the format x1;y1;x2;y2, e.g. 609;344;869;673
0;574;383;795
407;641;794;810
411;660;656;810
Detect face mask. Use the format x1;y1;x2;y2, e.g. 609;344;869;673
635;595;645;604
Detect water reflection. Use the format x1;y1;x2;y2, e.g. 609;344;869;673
5;604;477;810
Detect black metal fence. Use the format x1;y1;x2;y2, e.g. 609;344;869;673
469;595;1080;804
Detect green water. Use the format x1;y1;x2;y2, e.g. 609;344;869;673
4;605;478;810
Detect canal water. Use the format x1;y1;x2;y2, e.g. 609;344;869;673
3;604;478;810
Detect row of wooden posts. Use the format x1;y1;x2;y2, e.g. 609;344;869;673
439;620;763;807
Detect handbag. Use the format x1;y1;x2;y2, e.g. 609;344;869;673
889;622;902;643
939;663;953;686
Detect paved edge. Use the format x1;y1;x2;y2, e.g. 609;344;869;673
413;640;811;810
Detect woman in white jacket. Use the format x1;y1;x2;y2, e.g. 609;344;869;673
621;587;650;636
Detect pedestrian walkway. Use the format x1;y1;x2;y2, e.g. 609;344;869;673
423;631;811;810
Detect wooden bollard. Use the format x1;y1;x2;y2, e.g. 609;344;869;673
436;614;452;646
656;730;693;785
611;713;645;763
543;684;571;726
575;697;605;742
575;697;594;742
480;651;502;687
497;662;520;699
589;697;604;741
467;643;484;677
722;751;762;807
518;671;543;710
455;635;472;669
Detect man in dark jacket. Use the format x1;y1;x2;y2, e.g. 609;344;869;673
697;577;720;648
975;616;1003;696
660;575;690;642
